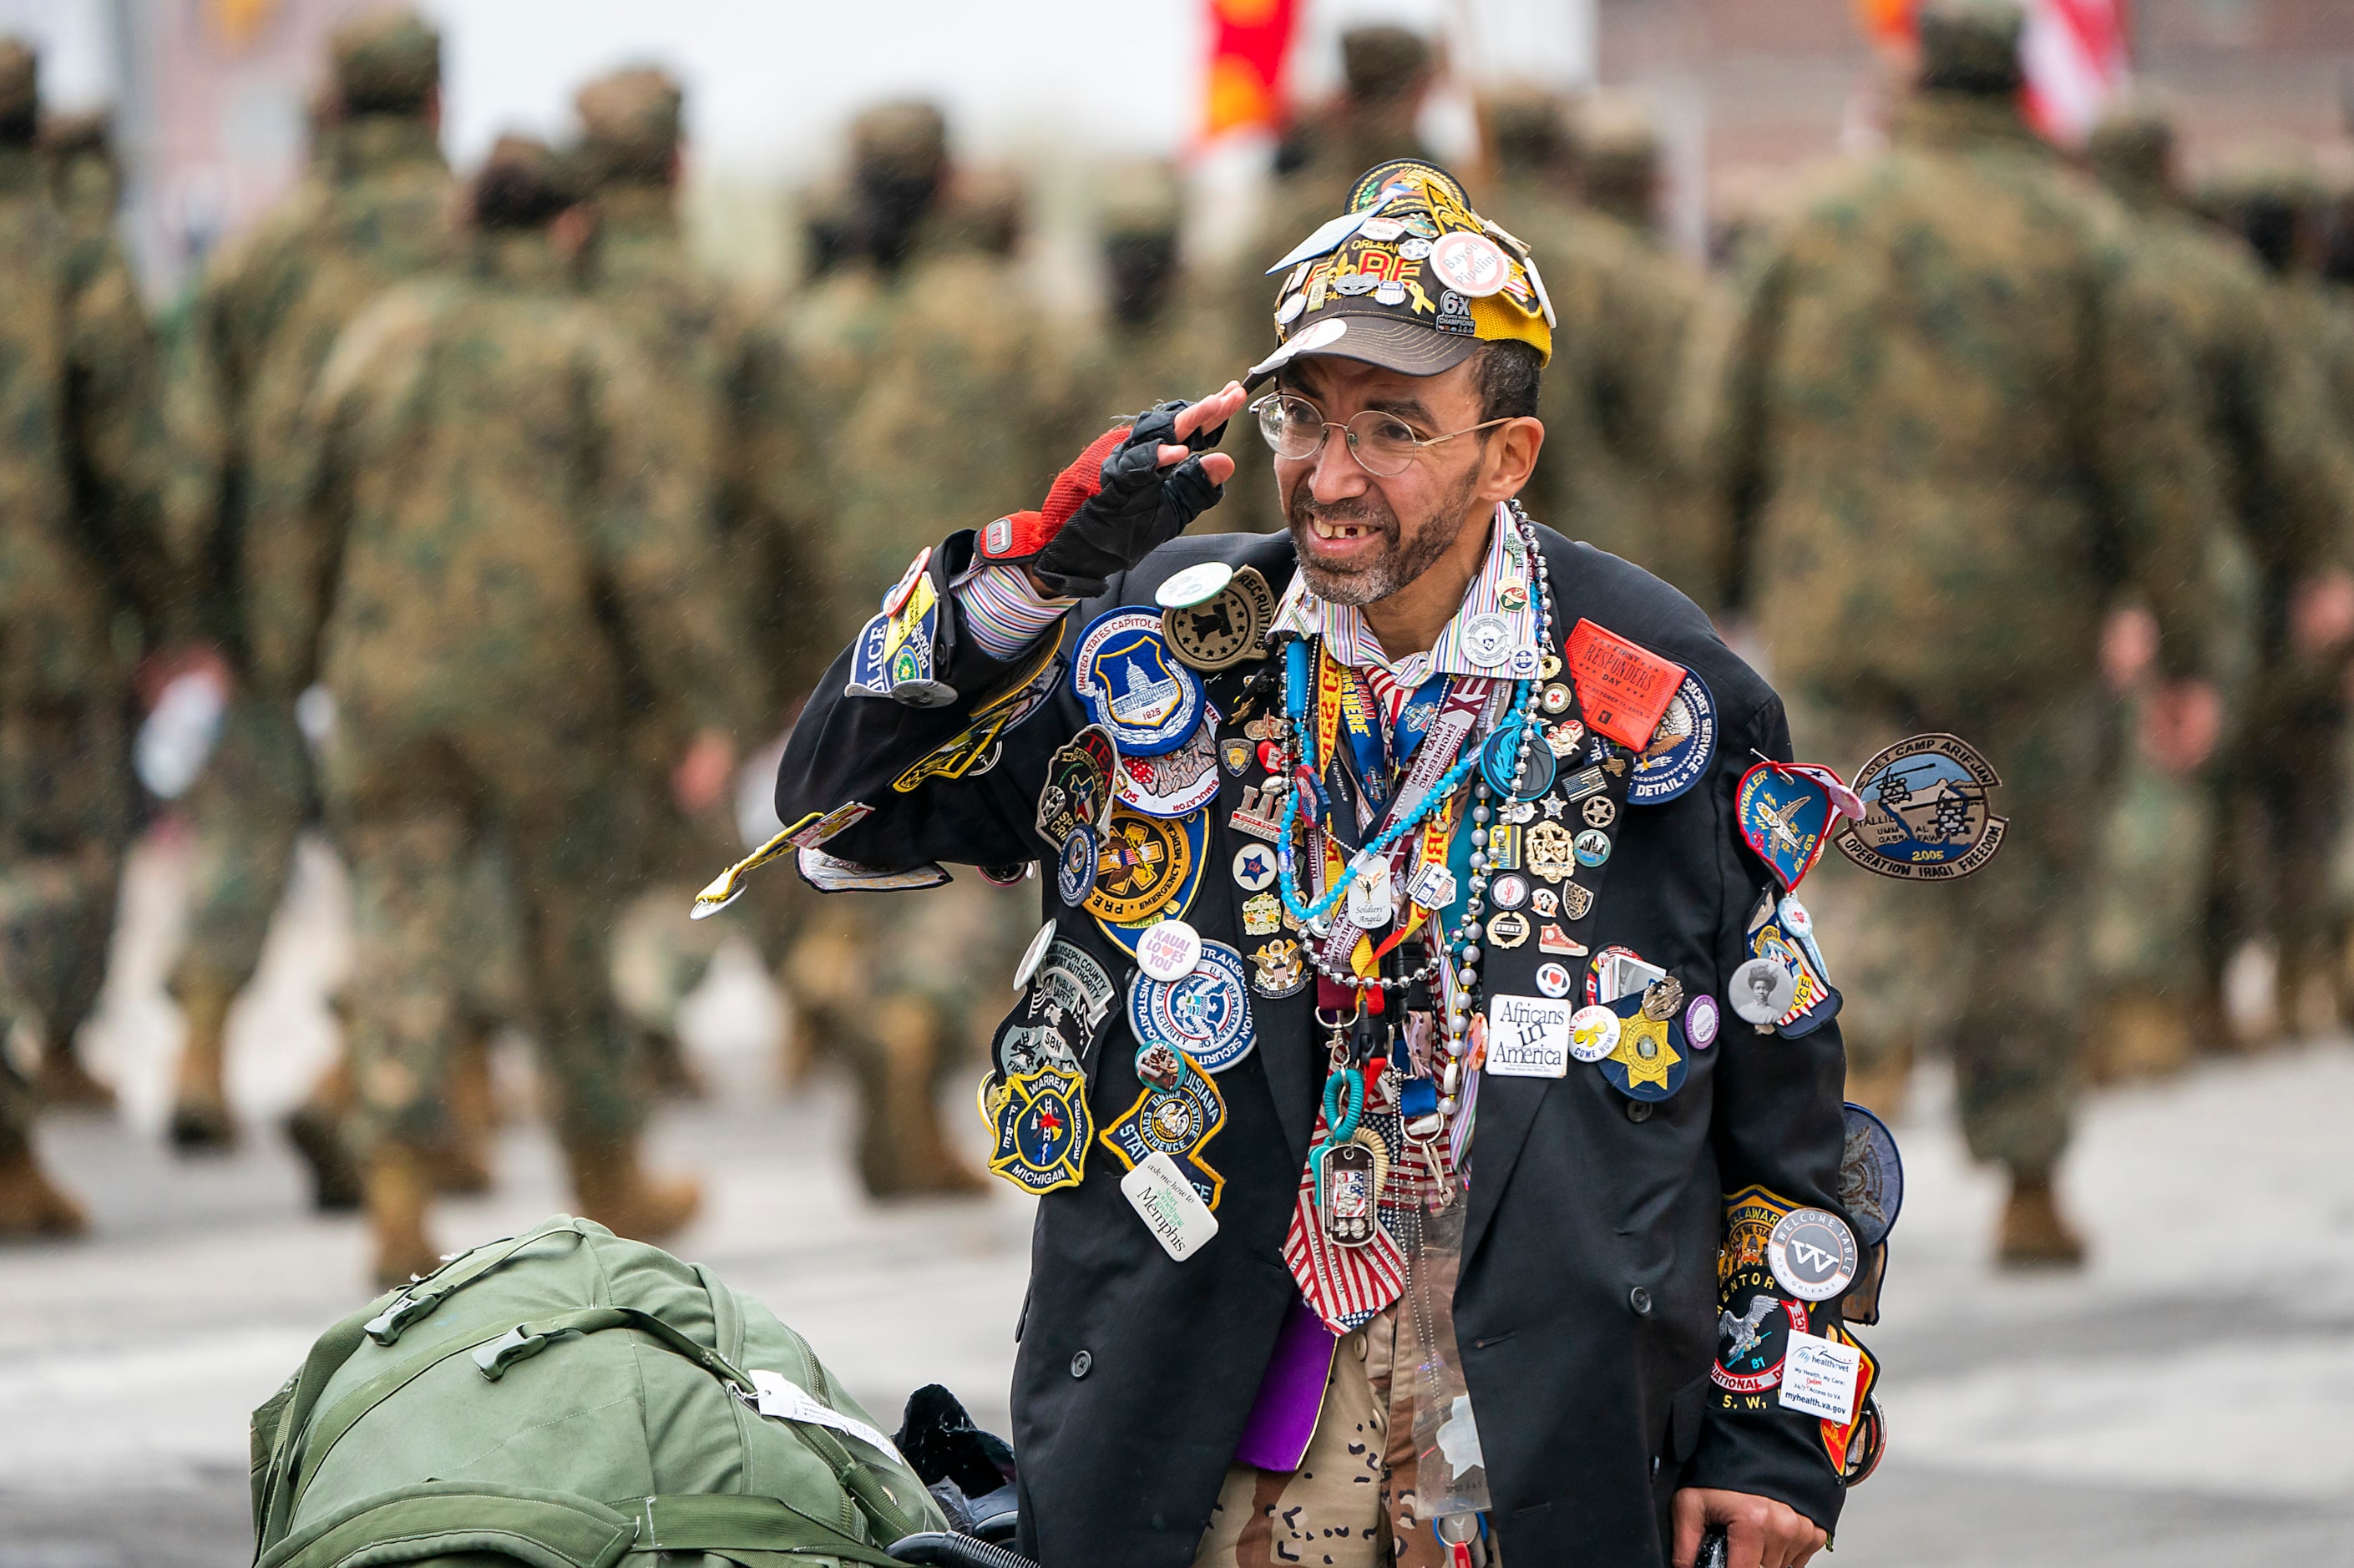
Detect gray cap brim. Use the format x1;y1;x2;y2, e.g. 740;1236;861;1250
1243;309;1480;390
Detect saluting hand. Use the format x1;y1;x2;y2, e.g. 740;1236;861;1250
994;382;1246;600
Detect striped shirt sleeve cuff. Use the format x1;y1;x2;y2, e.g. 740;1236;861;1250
954;562;1076;660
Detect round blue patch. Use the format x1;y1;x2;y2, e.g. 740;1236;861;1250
1125;940;1256;1074
1628;671;1716;807
1480;725;1556;801
1075;609;1206;758
1056;826;1096;908
1840;1101;1904;1245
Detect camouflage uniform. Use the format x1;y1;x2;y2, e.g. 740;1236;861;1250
1481;89;1724;610
2084;112;2354;1066
573;68;832;1086
0;39;166;1234
162;11;462;1158
1082;164;1229;423
1718;4;2226;1257
296;137;752;1282
773;105;1092;1194
1218;27;1437;538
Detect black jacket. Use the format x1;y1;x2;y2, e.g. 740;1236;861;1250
774;522;1854;1567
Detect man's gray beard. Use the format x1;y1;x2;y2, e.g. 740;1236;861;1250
1286;468;1481;607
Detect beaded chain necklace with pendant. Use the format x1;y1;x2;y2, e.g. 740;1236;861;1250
1273;503;1558;1121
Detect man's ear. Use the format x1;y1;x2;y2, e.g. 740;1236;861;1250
1476;416;1545;504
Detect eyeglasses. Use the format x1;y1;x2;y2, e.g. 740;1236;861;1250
1253;392;1511;478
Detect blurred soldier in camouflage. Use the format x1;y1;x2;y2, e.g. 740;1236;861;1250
2085;108;2354;1074
1085;163;1225;428
771;102;1089;1195
284;135;748;1286
1482;87;1723;609
573;66;831;1100
41;109;121;281
1719;0;2227;1267
1221;26;1436;536
2207;157;2354;1036
163;8;460;1192
0;38;168;1237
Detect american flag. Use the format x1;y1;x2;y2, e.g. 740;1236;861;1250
2019;0;2132;144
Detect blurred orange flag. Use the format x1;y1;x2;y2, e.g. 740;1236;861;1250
1204;0;1301;140
1852;0;1916;44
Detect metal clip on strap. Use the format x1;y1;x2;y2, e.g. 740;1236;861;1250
474;1324;568;1380
362;1292;433;1345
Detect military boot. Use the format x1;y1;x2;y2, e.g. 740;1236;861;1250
637;1024;707;1101
285;1058;363;1212
366;1139;443;1289
35;1045;114;1111
2085;990;2193;1084
0;1128;87;1239
435;1025;496;1196
2281;943;2341;1040
853;995;986;1199
564;1134;701;1244
167;984;238;1153
1996;1169;2085;1270
774;981;818;1091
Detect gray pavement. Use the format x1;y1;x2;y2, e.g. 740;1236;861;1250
3;831;2353;1566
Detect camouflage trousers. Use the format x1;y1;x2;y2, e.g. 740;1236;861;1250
783;871;1033;1191
1789;685;2106;1178
2088;695;2210;997
1193;1306;1490;1568
609;739;805;1042
323;704;635;1156
169;694;312;1008
0;695;134;1134
2215;676;2346;1011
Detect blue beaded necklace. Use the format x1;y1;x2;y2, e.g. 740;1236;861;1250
1272;508;1557;996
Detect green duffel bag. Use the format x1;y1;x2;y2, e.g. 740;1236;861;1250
249;1215;949;1568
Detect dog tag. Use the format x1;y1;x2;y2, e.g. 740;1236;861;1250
1315;1136;1383;1247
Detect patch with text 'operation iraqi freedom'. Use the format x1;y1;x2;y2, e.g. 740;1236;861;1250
1833;732;2007;881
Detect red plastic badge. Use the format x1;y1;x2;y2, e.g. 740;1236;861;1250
1566;620;1686;751
976;510;1049;564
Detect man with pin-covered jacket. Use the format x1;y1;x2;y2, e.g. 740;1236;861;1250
752;159;1863;1568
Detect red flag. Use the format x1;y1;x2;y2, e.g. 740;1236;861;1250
1203;0;1301;141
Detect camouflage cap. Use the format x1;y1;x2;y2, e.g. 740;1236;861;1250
0;38;37;131
2201;144;2325;209
1481;86;1570;180
40;107;111;161
2088;101;2174;192
942;164;1025;256
1340;26;1433;107
1572;92;1660;213
1098;159;1182;239
1916;0;2025;96
330;6;441;116
468;134;579;230
575;66;682;185
850;99;948;182
1246;158;1552;390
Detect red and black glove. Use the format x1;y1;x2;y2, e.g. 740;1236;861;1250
976;399;1228;599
